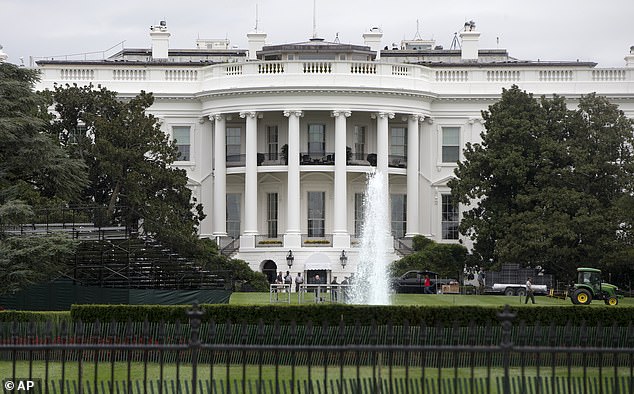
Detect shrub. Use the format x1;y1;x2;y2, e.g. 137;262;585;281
69;304;634;326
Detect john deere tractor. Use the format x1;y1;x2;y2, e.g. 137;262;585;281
568;267;621;306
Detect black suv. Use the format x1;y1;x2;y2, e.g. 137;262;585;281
391;270;459;294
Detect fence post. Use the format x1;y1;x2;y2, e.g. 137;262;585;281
497;305;516;394
187;303;204;394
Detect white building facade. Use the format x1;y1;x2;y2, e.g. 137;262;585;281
34;22;634;283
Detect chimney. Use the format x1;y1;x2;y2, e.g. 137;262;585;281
363;27;383;60
247;31;267;60
0;45;8;63
150;21;170;60
626;46;634;68
459;20;480;61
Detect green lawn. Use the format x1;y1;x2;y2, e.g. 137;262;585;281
230;292;634;307
4;361;630;389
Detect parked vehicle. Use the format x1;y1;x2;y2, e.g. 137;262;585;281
568;267;621;305
391;270;457;294
490;282;548;296
480;264;552;296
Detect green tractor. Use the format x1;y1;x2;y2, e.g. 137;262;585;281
568;267;621;306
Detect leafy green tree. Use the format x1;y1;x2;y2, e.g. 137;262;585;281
449;86;634;281
0;234;78;294
45;84;205;254
0;63;87;295
390;236;468;279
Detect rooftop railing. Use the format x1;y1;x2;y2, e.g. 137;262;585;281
38;60;634;97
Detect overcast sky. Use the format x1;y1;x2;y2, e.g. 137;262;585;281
1;0;632;68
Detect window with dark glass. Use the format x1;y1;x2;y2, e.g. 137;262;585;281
442;127;460;163
68;124;87;145
226;193;241;239
354;193;365;238
354;126;366;159
391;194;407;239
307;191;325;237
308;124;325;156
441;194;459;240
267;126;278;160
172;126;191;161
226;127;241;163
267;192;278;238
390;127;407;157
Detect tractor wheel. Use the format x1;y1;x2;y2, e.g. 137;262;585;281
504;288;515;296
573;289;592;305
517;288;526;297
606;296;619;306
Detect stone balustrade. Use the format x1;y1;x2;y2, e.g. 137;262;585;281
38;60;634;96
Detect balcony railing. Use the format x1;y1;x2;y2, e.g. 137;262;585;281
388;154;407;168
255;235;284;247
38;60;634;100
226;154;246;167
300;152;334;165
257;152;286;166
301;233;333;247
347;152;377;166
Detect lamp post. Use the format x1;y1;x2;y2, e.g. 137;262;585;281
339;250;347;268
286;250;294;268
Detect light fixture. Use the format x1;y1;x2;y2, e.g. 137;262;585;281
286;250;294;268
339;250;347;268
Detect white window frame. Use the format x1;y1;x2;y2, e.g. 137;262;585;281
437;125;462;166
172;125;193;163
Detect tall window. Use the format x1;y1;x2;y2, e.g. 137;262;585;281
441;194;459;240
354;193;365;238
226;127;241;163
390;127;407;158
442;127;460;163
267;193;278;238
391;194;407;239
308;124;325;156
267;126;278;160
172;126;191;161
68;124;87;145
226;193;241;239
353;126;366;158
307;191;325;237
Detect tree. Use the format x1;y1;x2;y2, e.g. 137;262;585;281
0;63;87;294
45;84;205;254
390;236;468;279
449;86;634;281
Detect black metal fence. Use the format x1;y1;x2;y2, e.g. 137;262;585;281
1;305;633;394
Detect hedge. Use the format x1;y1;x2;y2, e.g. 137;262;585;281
68;304;634;326
0;311;71;324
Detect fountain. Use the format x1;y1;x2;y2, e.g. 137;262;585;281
349;171;392;305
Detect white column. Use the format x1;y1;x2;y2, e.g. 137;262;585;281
375;111;394;176
241;111;258;247
332;110;351;248
376;112;393;243
199;117;214;237
212;114;227;237
284;110;303;248
406;115;422;237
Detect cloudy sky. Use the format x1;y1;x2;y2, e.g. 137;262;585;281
1;0;632;67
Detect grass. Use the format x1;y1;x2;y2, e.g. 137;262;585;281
229;292;634;307
4;361;631;385
3;294;632;392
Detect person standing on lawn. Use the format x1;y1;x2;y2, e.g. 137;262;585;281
525;277;536;304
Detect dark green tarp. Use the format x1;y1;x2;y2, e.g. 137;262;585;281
0;280;231;310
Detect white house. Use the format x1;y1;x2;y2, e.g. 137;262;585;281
33;21;634;283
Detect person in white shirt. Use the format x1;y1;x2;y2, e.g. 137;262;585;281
525;277;536;304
